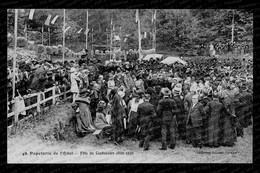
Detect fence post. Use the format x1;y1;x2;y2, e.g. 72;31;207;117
64;87;67;100
14;97;19;123
37;92;41;116
52;86;56;105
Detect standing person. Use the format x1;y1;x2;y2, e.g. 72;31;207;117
186;94;206;148
204;91;225;148
107;73;115;99
157;88;178;150
127;90;144;138
233;83;249;138
109;88;125;145
137;94;157;151
70;67;81;103
220;90;237;147
172;84;186;141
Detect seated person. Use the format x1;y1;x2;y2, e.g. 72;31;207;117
94;100;112;137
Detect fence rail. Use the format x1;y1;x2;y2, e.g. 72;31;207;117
7;86;71;127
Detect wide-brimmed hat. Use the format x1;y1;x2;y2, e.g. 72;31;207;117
118;91;125;98
70;67;77;73
75;97;91;104
161;87;171;96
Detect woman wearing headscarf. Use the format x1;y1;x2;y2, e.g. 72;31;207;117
75;89;96;136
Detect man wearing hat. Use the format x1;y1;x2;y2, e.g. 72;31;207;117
172;84;185;141
186;94;206;148
157;87;178;150
109;88;126;145
136;94;156;151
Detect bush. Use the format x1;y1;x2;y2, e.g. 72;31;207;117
58;45;63;54
27;40;35;50
46;46;53;54
34;44;38;52
38;44;45;54
52;46;58;54
17;37;28;48
7;33;13;46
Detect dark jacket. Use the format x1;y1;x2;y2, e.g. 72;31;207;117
172;95;185;120
157;97;178;124
137;101;156;125
187;102;206;127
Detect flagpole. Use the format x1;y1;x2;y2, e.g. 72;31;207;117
63;9;65;65
25;20;28;41
48;27;50;46
42;24;44;45
231;10;234;44
153;10;157;51
12;9;18;98
110;19;113;61
86;10;88;50
137;9;141;59
91;28;93;54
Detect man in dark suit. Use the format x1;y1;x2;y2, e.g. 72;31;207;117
137;94;157;151
157;88;178;150
186;94;207;148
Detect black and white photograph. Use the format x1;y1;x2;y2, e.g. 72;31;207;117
7;9;253;163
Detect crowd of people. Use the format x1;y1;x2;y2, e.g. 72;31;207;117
7;50;253;151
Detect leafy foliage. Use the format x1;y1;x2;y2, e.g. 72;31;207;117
7;9;253;56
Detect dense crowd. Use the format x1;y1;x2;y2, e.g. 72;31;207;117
7;50;253;151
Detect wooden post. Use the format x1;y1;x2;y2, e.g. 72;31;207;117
64;87;67;100
231;10;234;44
63;9;65;65
12;9;18;99
37;92;41;115
52;86;56;105
14;97;19;123
86;10;88;50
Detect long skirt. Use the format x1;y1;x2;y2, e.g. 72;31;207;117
221;115;237;146
76;105;96;133
127;111;138;136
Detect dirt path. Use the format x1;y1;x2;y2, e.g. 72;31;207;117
8;125;252;163
7;104;252;163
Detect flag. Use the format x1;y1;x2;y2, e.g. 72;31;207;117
64;26;71;33
84;28;89;35
24;22;27;33
45;14;52;26
135;9;139;23
51;15;59;24
77;28;83;34
114;35;120;41
29;9;35;20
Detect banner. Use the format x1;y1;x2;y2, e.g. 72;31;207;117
51;15;59;24
29;9;35;20
84;28;89;35
135;9;139;23
64;26;71;33
45;14;52;26
77;28;83;34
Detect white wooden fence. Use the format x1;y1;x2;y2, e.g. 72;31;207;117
7;86;71;128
